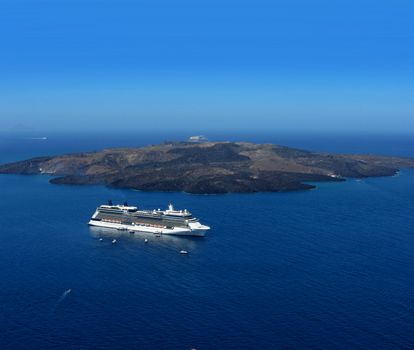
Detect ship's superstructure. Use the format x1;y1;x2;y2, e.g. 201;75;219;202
88;202;210;236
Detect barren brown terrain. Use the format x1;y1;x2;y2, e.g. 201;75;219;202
1;141;413;193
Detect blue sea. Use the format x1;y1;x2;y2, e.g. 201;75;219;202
0;132;414;350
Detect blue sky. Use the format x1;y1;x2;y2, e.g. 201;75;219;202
1;0;413;133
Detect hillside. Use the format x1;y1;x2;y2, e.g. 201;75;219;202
1;141;413;193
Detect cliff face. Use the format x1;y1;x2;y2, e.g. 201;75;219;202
1;141;413;193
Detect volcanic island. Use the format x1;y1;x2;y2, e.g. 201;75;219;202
1;141;413;194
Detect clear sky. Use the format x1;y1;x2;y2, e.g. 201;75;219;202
1;0;413;133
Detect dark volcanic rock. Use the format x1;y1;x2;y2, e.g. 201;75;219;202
0;141;413;194
167;143;250;164
0;156;52;174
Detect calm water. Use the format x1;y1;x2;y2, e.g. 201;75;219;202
0;133;414;349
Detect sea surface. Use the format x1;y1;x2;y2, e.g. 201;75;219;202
0;132;414;350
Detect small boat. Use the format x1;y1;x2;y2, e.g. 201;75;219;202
112;239;117;244
99;238;103;242
129;230;135;234
144;239;148;243
179;250;188;255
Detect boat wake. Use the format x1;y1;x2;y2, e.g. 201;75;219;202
51;289;72;313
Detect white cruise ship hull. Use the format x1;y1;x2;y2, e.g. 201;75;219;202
88;219;207;237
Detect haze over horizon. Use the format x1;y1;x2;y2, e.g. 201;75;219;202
1;0;413;133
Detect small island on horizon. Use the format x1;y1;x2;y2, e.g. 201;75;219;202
1;140;413;194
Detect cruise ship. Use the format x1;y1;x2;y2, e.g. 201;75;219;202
88;202;210;237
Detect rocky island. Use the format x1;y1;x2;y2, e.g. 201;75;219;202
0;141;413;194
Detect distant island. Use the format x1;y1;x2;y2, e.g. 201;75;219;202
1;141;413;194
